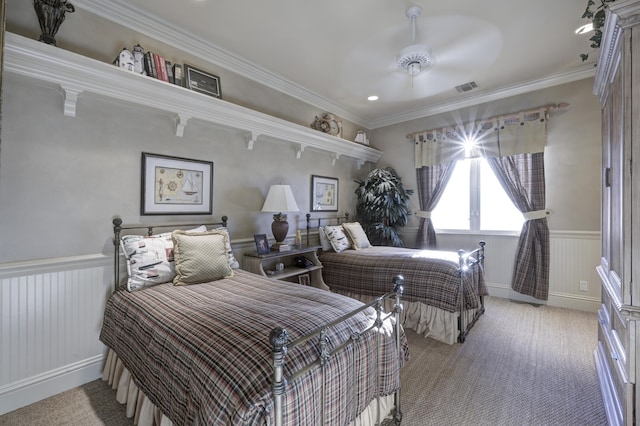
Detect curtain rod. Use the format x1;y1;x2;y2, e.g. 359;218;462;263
405;102;570;139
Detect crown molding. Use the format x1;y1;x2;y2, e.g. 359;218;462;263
72;0;597;130
72;0;374;128
369;65;597;128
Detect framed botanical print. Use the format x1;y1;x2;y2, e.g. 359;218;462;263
311;175;338;212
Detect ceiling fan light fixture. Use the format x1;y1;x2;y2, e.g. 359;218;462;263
397;5;434;76
397;44;434;75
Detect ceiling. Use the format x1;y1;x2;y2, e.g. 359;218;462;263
85;0;596;128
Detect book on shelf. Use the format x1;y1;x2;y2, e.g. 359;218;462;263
143;52;156;79
154;53;168;82
173;64;183;86
272;244;291;252
165;61;174;84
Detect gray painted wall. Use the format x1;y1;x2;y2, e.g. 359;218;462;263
1;4;602;263
0;75;368;262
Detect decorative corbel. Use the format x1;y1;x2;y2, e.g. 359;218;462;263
247;131;260;150
331;153;341;166
296;144;307;159
356;159;365;169
174;114;191;137
59;84;83;117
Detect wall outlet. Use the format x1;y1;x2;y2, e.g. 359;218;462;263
579;280;588;291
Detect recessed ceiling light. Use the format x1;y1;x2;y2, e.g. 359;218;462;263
368;95;379;101
575;23;593;35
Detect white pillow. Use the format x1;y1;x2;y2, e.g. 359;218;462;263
323;225;352;253
120;225;206;292
318;226;333;251
342;222;371;249
213;226;240;269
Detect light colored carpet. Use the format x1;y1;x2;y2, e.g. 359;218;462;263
0;296;606;426
395;297;606;425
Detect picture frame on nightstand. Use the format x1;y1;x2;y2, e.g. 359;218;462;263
254;234;270;254
298;274;310;286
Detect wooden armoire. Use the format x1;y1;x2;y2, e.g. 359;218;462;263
593;1;640;425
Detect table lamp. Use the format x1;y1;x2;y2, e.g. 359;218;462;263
261;185;300;251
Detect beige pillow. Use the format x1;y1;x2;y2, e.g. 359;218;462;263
342;222;371;249
172;230;234;285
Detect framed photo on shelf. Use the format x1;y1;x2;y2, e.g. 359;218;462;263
254;234;270;255
311;175;338;212
184;64;222;99
141;152;213;215
298;274;310;286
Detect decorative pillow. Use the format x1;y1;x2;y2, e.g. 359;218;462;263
342;222;371;249
318;226;333;251
120;225;206;292
172;230;234;285
213;226;240;269
323;225;352;253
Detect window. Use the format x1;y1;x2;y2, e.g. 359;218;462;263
431;157;524;232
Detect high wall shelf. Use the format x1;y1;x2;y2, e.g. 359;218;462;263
3;32;383;167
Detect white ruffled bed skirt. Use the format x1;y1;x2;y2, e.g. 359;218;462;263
332;290;476;345
102;349;396;426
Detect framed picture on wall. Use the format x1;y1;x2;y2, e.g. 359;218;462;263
141;152;213;215
311;175;338;212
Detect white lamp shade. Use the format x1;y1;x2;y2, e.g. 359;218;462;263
261;185;300;212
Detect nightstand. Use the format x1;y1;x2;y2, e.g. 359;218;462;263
243;246;329;291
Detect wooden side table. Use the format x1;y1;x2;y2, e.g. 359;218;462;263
243;245;329;291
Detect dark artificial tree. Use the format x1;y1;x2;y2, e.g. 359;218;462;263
354;167;413;247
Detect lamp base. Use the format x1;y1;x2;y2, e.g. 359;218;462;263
271;217;290;250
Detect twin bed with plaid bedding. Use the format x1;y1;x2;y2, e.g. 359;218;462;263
100;269;408;425
319;246;487;344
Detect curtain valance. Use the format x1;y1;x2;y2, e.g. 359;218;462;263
413;105;562;168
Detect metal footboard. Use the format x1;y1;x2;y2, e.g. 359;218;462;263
270;276;405;426
457;241;486;343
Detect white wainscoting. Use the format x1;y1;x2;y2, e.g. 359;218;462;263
0;255;112;415
402;228;601;312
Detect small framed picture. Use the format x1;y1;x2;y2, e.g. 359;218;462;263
254;234;270;254
141;152;213;215
298;274;310;286
184;64;222;99
311;175;338;212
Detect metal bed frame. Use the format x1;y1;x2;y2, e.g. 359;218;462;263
305;213;486;343
110;216;405;425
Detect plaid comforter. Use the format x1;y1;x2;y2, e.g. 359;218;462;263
99;269;408;426
320;247;487;313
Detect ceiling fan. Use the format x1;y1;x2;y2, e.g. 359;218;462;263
397;6;435;77
338;6;502;103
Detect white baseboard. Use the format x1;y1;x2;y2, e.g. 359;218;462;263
487;282;601;313
0;354;105;416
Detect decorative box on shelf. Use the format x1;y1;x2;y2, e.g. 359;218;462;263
243;245;329;291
